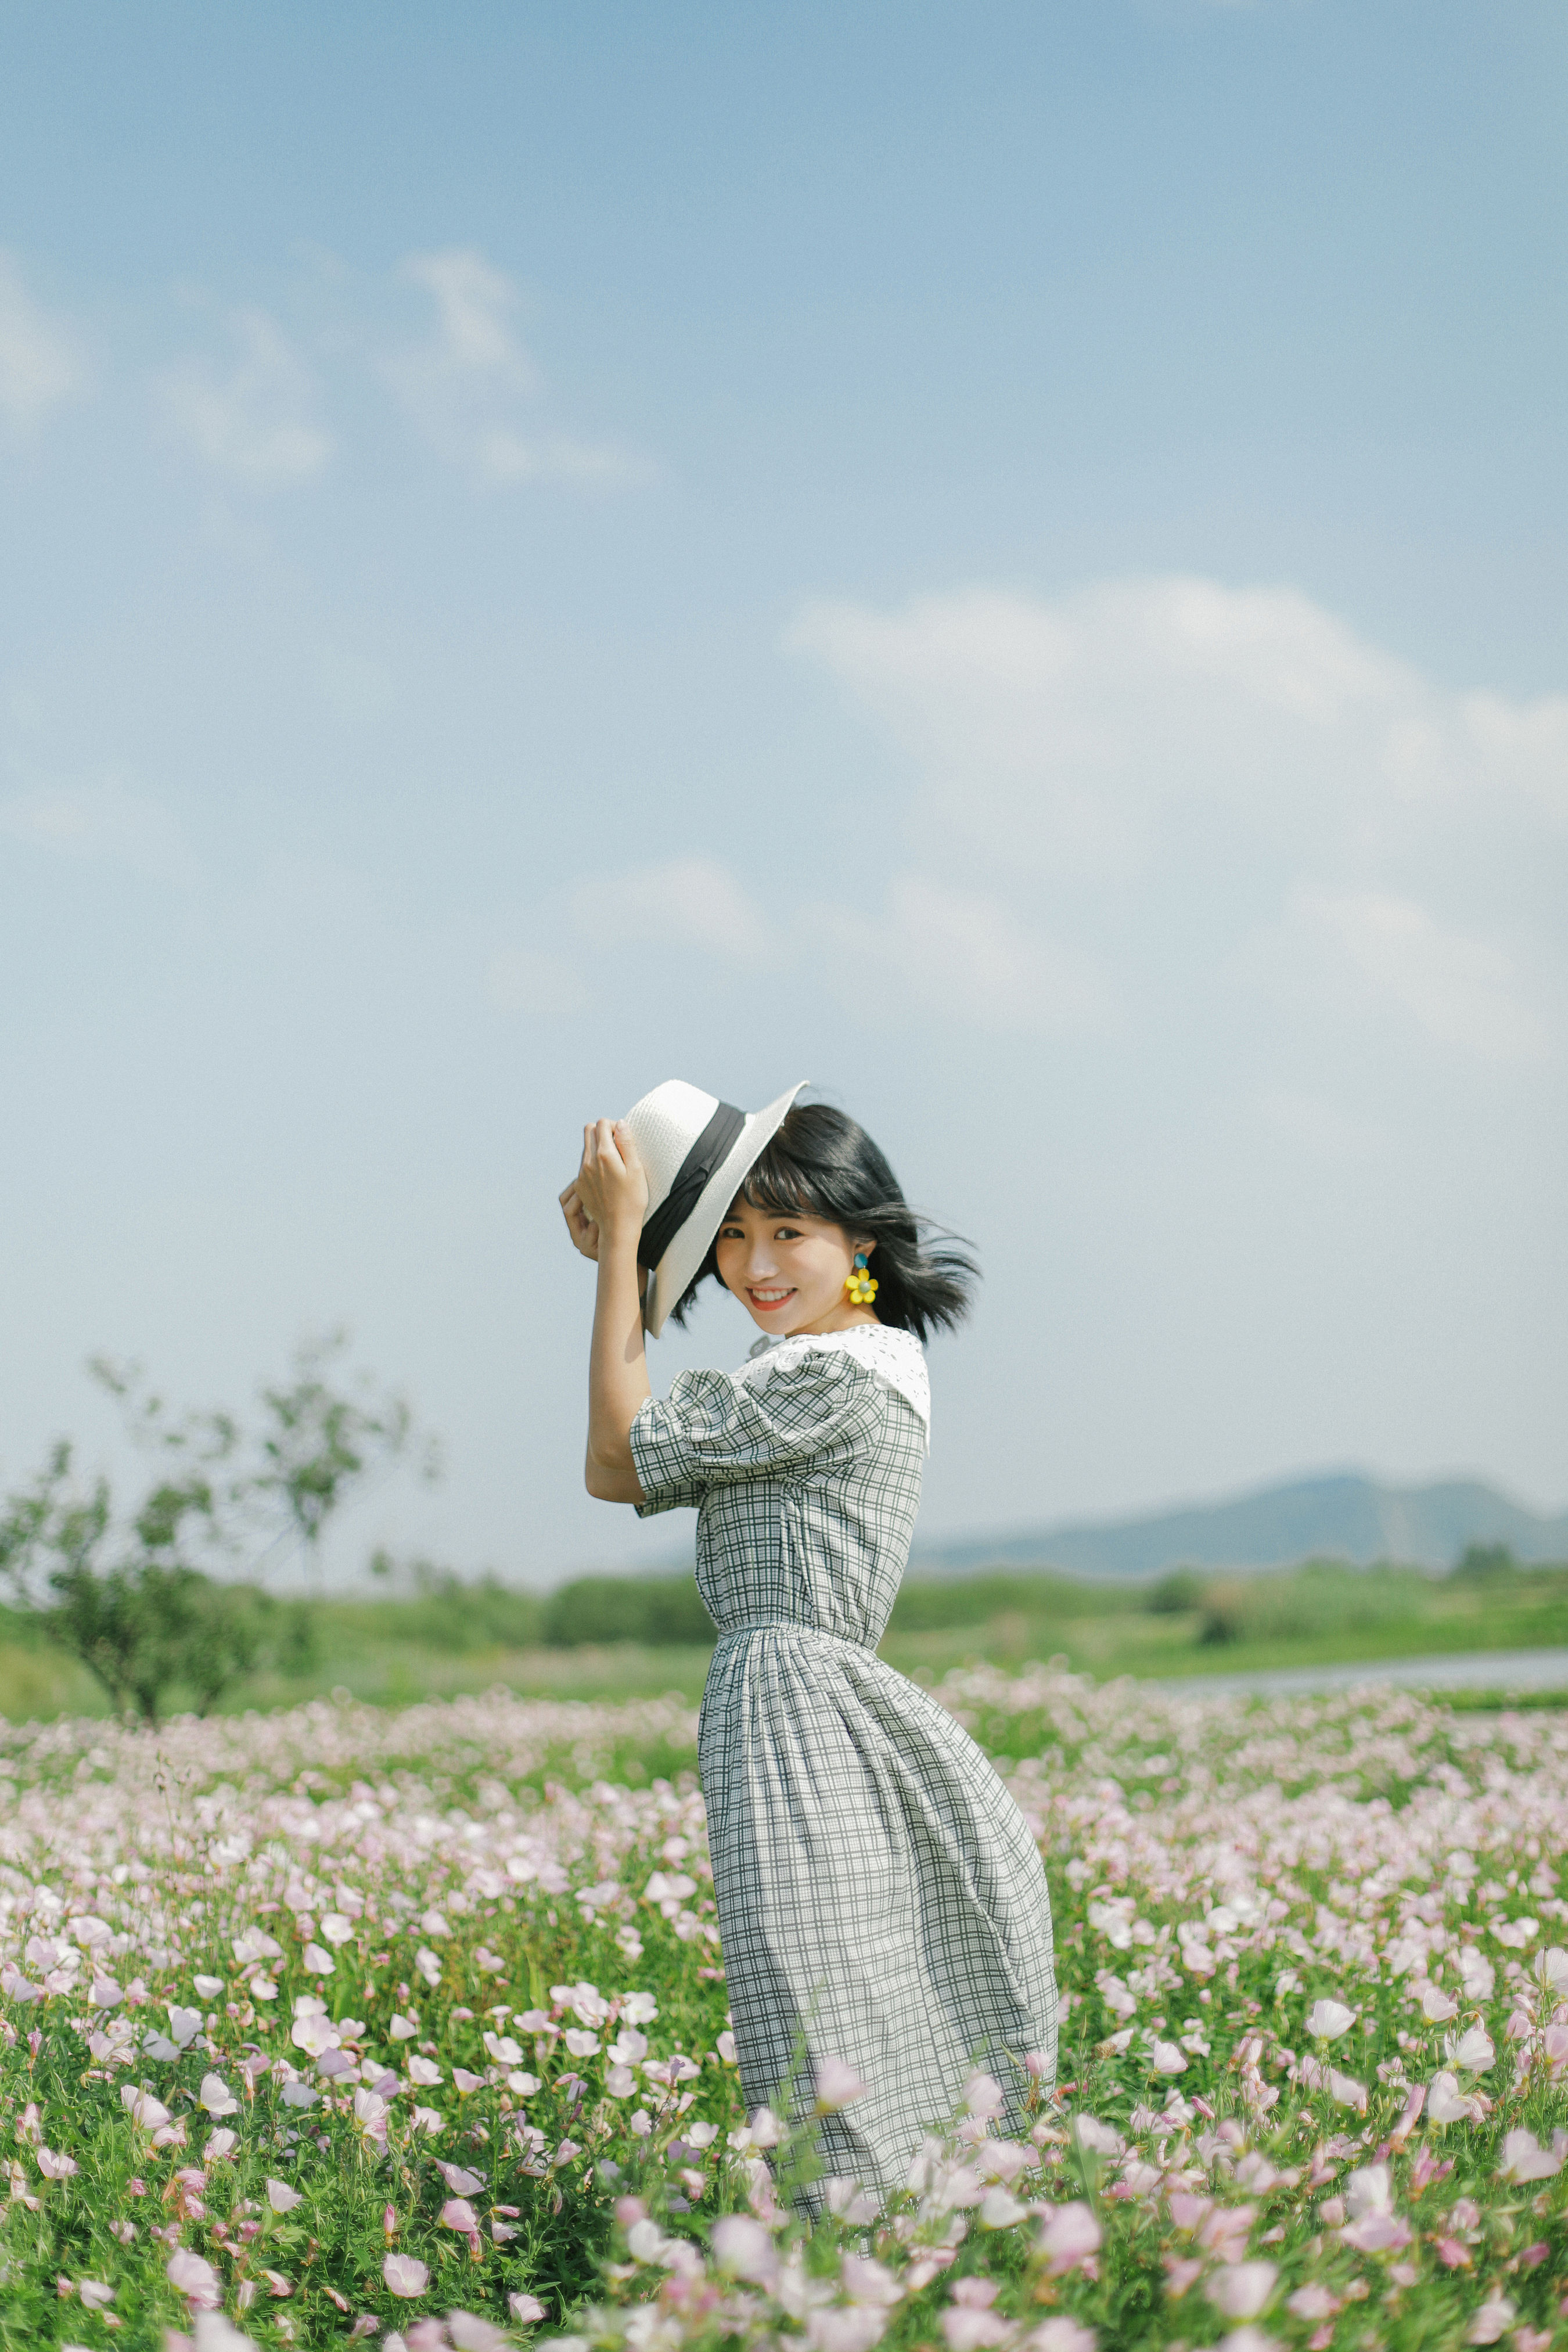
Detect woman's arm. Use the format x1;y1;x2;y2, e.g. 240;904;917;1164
564;1119;652;1504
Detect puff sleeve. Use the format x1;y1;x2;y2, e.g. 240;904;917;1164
630;1354;887;1518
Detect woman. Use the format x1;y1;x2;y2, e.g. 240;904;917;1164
560;1080;1056;2200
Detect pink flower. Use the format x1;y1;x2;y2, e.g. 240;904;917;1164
941;2310;1012;2351
447;2315;511;2351
1388;2082;1426;2144
1206;2262;1277;2322
35;2147;78;2179
510;2293;548;2324
353;2087;389;2144
1167;2193;1211;2234
1038;2201;1102;2276
440;2197;480;2233
436;2161;486;2197
1497;2128;1562;2183
166;2248;222;2308
1024;2323;1095;2352
266;2178;302;2213
1467;2295;1517;2345
1198;2204;1257;2264
815;2056;870;2112
1448;2024;1496;2072
812;2313;894;2352
1340;2211;1412;2253
840;2255;902;2308
383;2252;429;2297
1163;2256;1204;2297
711;2213;779;2288
120;2086;170;2132
964;2070;1006;2119
1428;2070;1486;2126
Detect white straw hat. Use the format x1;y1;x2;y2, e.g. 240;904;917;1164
624;1078;807;1336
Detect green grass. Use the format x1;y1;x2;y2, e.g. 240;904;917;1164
3;1556;1566;1727
0;1673;1563;2349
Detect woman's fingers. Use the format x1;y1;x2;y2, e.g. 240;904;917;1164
571;1119;648;1242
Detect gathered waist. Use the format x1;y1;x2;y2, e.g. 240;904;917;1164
711;1619;876;1656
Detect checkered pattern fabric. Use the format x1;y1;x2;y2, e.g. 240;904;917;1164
631;1341;1058;2197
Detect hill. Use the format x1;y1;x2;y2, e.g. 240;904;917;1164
911;1469;1568;1579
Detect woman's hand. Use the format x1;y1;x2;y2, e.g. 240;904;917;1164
559;1179;600;1261
562;1120;649;1262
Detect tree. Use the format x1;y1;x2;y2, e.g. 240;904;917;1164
0;1440;271;1724
252;1332;440;1588
0;1338;435;1722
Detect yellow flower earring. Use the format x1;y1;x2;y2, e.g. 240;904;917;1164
844;1251;878;1307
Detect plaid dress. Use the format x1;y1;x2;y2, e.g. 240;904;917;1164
631;1327;1057;2195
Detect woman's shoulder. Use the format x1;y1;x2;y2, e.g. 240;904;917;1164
735;1324;930;1438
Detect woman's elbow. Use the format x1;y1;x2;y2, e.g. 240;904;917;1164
585;1452;643;1505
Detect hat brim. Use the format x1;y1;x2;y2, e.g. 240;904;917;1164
643;1081;808;1336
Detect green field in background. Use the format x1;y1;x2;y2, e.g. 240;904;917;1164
2;1547;1565;1722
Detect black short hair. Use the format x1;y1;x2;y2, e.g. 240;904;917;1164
669;1101;977;1341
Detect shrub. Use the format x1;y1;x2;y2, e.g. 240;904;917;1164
1144;1566;1205;1614
1196;1559;1434;1648
363;1560;547;1652
543;1572;714;1648
887;1571;1132;1632
1454;1541;1519;1580
1;1342;432;1722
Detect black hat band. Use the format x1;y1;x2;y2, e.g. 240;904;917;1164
637;1099;747;1271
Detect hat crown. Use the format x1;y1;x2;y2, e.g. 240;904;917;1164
622;1080;721;1219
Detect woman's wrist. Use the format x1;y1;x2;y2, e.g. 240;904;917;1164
596;1227;642;1273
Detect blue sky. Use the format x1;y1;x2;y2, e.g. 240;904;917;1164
2;1;1564;1584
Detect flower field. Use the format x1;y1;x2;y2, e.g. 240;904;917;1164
0;1670;1564;2352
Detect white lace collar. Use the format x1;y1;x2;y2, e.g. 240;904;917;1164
738;1324;930;1447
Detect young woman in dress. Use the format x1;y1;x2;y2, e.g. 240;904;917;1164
560;1080;1056;2200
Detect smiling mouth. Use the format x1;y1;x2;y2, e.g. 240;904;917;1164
747;1287;795;1310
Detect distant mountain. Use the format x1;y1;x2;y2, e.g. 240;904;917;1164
911;1471;1568;1580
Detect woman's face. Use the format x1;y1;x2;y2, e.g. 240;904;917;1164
714;1197;875;1337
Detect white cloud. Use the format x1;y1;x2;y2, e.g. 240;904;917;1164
0;775;200;886
404;249;537;384
1458;691;1568;829
1297;889;1550;1064
0;251;85;433
479;427;648;485
158;308;332;485
810;875;1114;1037
551;854;1106;1040
569;857;779;965
789;576;1422;878
390;246;649;488
788;574;1564;1061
